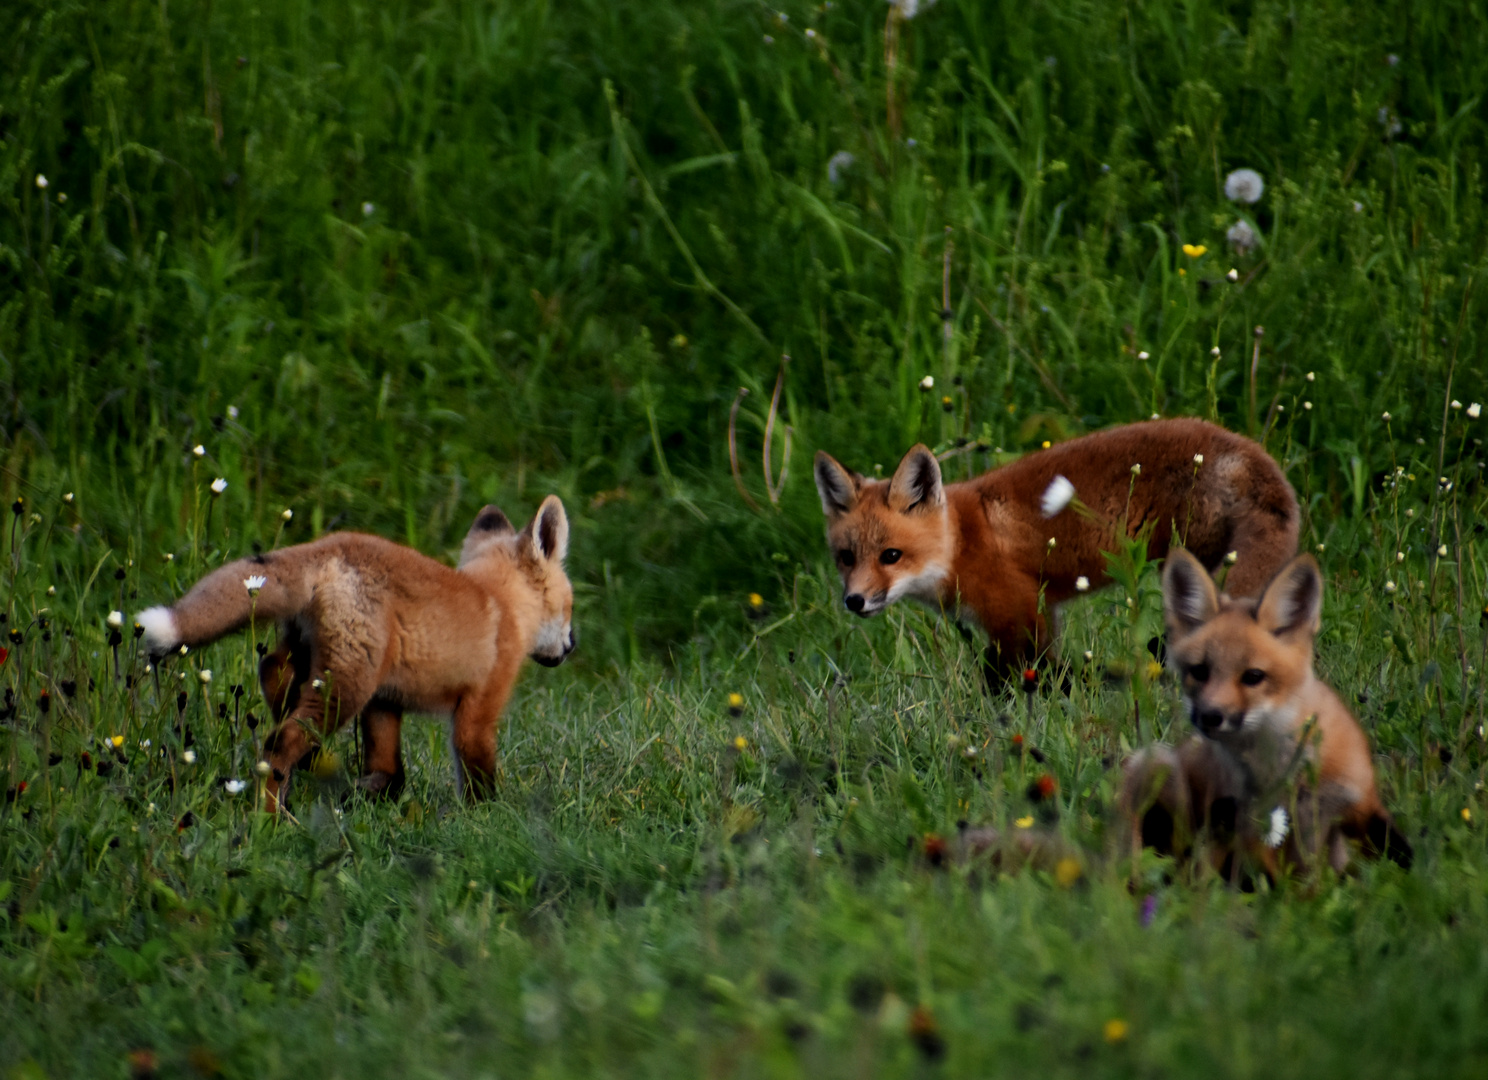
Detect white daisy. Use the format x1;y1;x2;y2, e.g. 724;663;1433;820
1193;454;1204;466
224;779;247;795
244;575;267;596
1469;403;1482;419
199;669;212;684
106;611;124;629
1264;806;1290;848
1040;475;1076;518
182;749;197;765
918;375;935;391
281;508;293;521
1075;576;1090;592
193;444;206;457
210;478;227;494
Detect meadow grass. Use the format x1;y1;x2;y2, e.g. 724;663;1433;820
2;0;1488;1075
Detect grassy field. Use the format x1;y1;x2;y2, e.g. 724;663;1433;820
3;0;1488;1075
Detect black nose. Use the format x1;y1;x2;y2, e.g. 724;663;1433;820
1194;707;1226;734
845;593;865;613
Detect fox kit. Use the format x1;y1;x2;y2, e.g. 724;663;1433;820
136;497;575;811
1121;549;1411;879
814;418;1298;671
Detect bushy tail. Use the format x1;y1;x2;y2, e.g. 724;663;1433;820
135;553;311;658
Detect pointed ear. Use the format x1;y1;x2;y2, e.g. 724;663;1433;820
814;451;861;519
1256;555;1323;641
886;445;944;514
525;495;569;562
1163;548;1220;640
468;505;514;536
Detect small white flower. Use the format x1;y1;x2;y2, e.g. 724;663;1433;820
1224;551;1238;565
763;34;774;43
362;201;375;217
193;444;206;457
889;0;934;18
826;150;855;185
805;27;817;38
281;508;293;521
1277;405;1285;413
1305;372;1315;383
1046;537;1057;550
211;477;227;495
1264;806;1290;848
1137;350;1150;361
224;779;247;795
1193;454;1204;466
199;669;212;684
1226;268;1239;283
918;375;935;391
1438;545;1449;557
1468;403;1482;419
1130;463;1141;476
1224;168;1265;204
1406;508;1415;518
1210;346;1221;357
47;586;56;596
35;174;48;189
255;760;272;778
1396;551;1405;562
182;749;197;765
1083;650;1094;661
1040;475;1076;518
1149;413;1160;420
244;574;267;596
1075;576;1090;592
1316;543;1326;553
1226;219;1257;255
227;405;239;420
312;678;325;690
164;553;174;562
63;492;73;503
1384;580;1397;594
1303;401;1312;411
106;611;124;629
180;643;190;655
1452;400;1462;411
1382;412;1392;422
1352;200;1364;213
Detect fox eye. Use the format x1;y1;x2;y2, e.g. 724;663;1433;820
837;549;856;568
1241;668;1266;686
880;548;903;565
1186;662;1210;684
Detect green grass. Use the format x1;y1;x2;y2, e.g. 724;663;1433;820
3;0;1488;1075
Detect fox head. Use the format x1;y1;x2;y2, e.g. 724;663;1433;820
460;495;576;666
814;444;952;617
1162;548;1322;743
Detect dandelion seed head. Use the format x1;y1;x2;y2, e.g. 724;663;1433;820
1209;347;1221;358
1224;168;1265;204
1226;219;1257;255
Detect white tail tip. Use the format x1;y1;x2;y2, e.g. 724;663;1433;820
135;606;179;654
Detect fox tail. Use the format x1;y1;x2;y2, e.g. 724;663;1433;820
135;553;310;658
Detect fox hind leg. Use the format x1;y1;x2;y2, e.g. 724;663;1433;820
260;649;381;813
357;700;406;800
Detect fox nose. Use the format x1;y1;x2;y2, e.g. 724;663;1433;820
844;593;865;614
1194;707;1226;735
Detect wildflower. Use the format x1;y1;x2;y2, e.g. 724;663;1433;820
281;508;294;521
107;610;124;629
1226;268;1239;282
163;553;173;562
63;492;73;503
199;669;212;684
1046;537;1056;550
889;0;936;18
1224;550;1238;566
1041;441;1051;449
918;375;934;391
1130;463;1141;476
826;150;855;185
1384;580;1397;594
1041;475;1076;518
1209;347;1221;358
193;444;206;457
35;173;50;189
1075;576;1090;592
1452;400;1462;411
47;586;55;596
1377;107;1402;137
1014;815;1034;828
224;779;247;795
1030;773;1057;800
728;692;745;717
1438;545;1449;557
227;405;239;420
1140;893;1158;927
1405;508;1415;518
311;678;324;690
670;333;688;348
210;478;227;495
1469;403;1482;419
1083;650;1093;661
1264;806;1290;847
1462;808;1472;823
805;27;817;38
1181;243;1206;259
244;575;267;596
1353;200;1364;212
1137;350;1150;361
1382;411;1392;422
1104;1018;1130;1044
361;201;375;217
748;592;764;609
255;760;272;778
733;735;747;751
1054;857;1081;887
182;749;197;764
1317;543;1326;552
941;395;954;412
1145;660;1164;681
1021;667;1038;693
1396;552;1405;562
109;735;125;748
1227;219;1257;255
1224;168;1265;204
1193;453;1204;466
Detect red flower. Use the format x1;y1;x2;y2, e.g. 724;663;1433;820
1035;774;1057;798
1021;667;1038;692
923;833;948;867
1011;734;1024;748
0;646;8;666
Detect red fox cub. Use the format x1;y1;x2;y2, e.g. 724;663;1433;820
1121;549;1412;879
814;418;1298;670
136;497;575;811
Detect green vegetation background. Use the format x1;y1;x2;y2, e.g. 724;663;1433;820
2;0;1486;1076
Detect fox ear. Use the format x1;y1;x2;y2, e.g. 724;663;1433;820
887;445;944;514
1256;554;1322;641
814;451;861;519
526;495;570;562
1163;548;1220;640
468;505;514;535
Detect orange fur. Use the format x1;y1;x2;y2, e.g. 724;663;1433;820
1120;549;1411;880
136;498;575;811
815;419;1298;671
